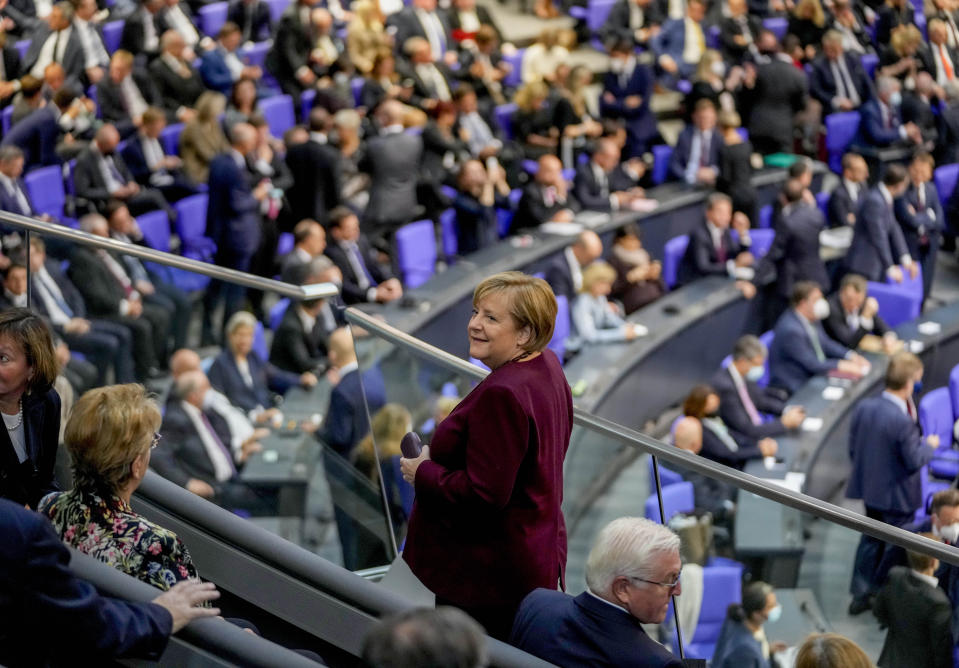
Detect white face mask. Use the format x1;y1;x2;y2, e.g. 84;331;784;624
610;58;626;74
766;604;782;624
200;389;215;411
939;522;959;544
812;298;830;320
711;61;726;77
746;365;765;382
889;91;902;107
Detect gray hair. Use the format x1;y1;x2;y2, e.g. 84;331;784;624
876;76;900;97
53;1;74;21
0;145;23;162
333;108;361;131
362;607;489;668
79;213;108;234
585;517;681;594
732;335;767;361
225;310;258;337
172;369;204;400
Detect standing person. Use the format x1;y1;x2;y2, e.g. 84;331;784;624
894;152;944;303
400;272;573;640
741;30;808;155
0;308;61;509
846;351;937;615
847;164;916;283
716;111;757;225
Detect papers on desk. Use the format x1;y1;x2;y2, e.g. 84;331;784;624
909;339;925;353
918;321;942;336
539;221;583;236
575;211;610;228
765;472;806;493
801;417;823;432
628;198;659;212
819;226;853;250
632;323;649;337
822;386;845;401
262;450;278;463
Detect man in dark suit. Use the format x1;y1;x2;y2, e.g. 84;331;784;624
828;152;868;227
651;0;706;83
768;281;868;395
599;0;664;49
398;36;457;111
265;0;316;102
847;164;917;282
543;230;602;302
846;351;937;614
199;21;262;96
154;370;274;513
711;334;806;440
511;154;581;233
202;122;265;344
930;0;959;48
809;30;873;115
0;0;39;38
677;192;754;286
901;73;940;153
285;107;342;226
22;2;85;88
319;327;386;457
360;100;423;245
895;152;944;301
228;0;271;43
73;124;170;217
0;39;22;109
719;0;761;62
72;0;109;87
1;86;75;170
121;0;164;64
668;98;722;185
671;417;737;522
148;30;207;116
387;0;452;63
324;206;402;305
573;138;645;212
0;144;56;222
823;273;894;349
740;31;807;155
97;50;164;138
155;0;201;51
0;499;219;667
599;41;659;159
511;516;684;668
921;19;959;88
280;218;325;283
856;76;924;150
120;107;195;202
268;293;332;374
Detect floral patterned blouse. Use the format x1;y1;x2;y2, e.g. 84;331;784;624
38;487;199;591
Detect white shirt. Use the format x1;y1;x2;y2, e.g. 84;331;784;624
912;570;939;588
586;590;630;614
181;400;235;481
121;75;149;120
0;173;29;214
75;17;108;69
415;8;445;61
681;17;704;65
143;10;159;51
564;246;583;293
33;267;72;326
415;62;451;101
844;178;860;202
236;356;254;388
221;47;245;80
882;390;916;421
205;389;255;452
2;410;26;462
30;27;73;79
167;4;200;46
297;304;317;333
141;134;165;170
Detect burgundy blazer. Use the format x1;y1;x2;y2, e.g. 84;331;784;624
403;350;573;609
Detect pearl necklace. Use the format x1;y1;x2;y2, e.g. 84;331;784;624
3;398;23;431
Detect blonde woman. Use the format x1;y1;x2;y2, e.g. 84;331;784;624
179;91;229;184
789;0;827;57
347;0;389;75
353;403;412;482
513;80;558;159
569;262;642;351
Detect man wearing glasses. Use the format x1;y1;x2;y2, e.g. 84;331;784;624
510;517;684;668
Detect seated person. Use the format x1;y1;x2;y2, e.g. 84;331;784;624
269;258;341;375
39;384;199;590
199;22;262;96
544;230;603;302
364;608;488;668
673;416;737;524
809;30;874;115
510;154;580;233
511;517;684;668
677;192;754;286
855;76;923;149
148;30;207;118
452;159;511;255
280;219;326;283
208;311;318;423
599;0;664;50
682;384;778;470
568;261;642;351
713;582;788;667
572;137;645;213
827;152;868;228
668;98;723;186
823;273;895;350
1;87;84;169
96;50;163;139
711;335;806;440
119;107;195;203
608;223;665;315
324;207;402;305
651;0;707;82
768;281;869;394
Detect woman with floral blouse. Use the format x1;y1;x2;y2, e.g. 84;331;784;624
39;384;198;590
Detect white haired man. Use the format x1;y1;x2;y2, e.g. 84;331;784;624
510;517;684;667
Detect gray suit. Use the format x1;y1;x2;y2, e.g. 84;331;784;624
22;25;86;88
360;129;423;234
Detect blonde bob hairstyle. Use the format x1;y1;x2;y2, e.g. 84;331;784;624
65;384;162;496
472;271;557;353
580;261;618;294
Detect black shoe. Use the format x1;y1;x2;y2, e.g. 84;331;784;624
847;596;872;616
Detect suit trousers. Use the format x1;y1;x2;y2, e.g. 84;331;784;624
850;506;915;601
62;319;135;384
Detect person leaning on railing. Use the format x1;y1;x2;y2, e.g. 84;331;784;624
400;271;574;640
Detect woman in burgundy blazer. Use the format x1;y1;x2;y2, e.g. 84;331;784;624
401;272;574;640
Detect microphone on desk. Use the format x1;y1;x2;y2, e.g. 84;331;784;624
799;600;827;633
401;432;423;459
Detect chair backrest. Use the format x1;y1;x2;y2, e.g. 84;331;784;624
252;321;268;360
651;144;674;185
502;48;524;88
136;210;172;253
547;294;570;362
14;39;30;61
885;262;923;303
861;53;879;79
492;103;517;140
757;330;774;387
198;2;229;37
350;77;364;107
270;298;291;331
265;0;291;23
161;122;185;156
948;364;959;418
866;280;921;327
762;16;788;39
919;387;954;447
756;203;773;229
644;481;695;523
825;112;861;173
439;208;458;259
23;165;65;219
259;94;296;138
647;456;684;492
747;229;774;259
934;164;959;208
586;0;617;32
662;234;689;289
101;20;123;54
173;193;209;243
686;566;743;659
395;219;437;288
815;190;830;219
239;41;270;68
1;105;13;136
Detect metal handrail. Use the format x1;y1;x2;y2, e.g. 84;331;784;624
344;306;959;567
0;210;338;300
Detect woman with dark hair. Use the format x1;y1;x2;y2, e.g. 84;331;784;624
717;110;757;225
225;78;259;129
712;581;787;667
0;308;62;508
682;384;777;469
608;223;665;314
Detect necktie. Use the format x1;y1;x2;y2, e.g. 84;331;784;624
919;183;926;209
201;412;237;476
706;418;740;452
10;181;29;215
37;274;73;318
808;320;825;362
837;58;860;106
882;104;891;130
734;370;763;426
715;236;727;263
699;132;710;167
52;30;62;63
106;156;125;188
941;45;954;80
350;243;376;287
949;15;959;47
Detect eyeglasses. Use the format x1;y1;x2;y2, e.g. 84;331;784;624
629;575;681;592
150;432;162;450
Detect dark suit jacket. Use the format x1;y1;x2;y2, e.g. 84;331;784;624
359;130;422;229
0;46;21;107
1;106;61;168
846;393;932;513
742;56;807;151
148;56;206;114
208;349;301;414
809;53;874;114
387;7;452;56
206;152;262;259
96;70;163;133
827;180;865;228
856;98;906;147
66;245;130;318
510;182;580;234
0;499;171;666
753;202;829;298
822;292;890;348
511;589;683;668
712;617;767;668
419;120;468;185
0;0;38;37
599;62;657;158
31;259;89;322
285;138;342;224
846;187;912;281
265;4;313;95
155;3;198;37
937;103;959;165
711;365;788;440
543;250;576;302
572;161;636;212
324;237;392;305
22;25;85;88
876;3;914;45
0;387;61;509
228;0;271;43
769;309;848;394
0;175;35;216
319;366;386;456
901;91;939;147
667;125;723;183
199;46;239;96
599;0;665;46
73;146;135;207
719;14;761;62
699;419;763;470
120;8;162;61
120;134;167;185
268;303;330;374
676;219;742;286
895;181;945;258
874;567;953;668
153;399;237;488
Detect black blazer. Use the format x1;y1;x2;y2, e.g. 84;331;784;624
0;387;61;509
207;349;301;414
120;8;162;62
387;7;452;55
699;419;763;470
265;4;313;95
510;182;580;234
874;567;953;668
72;146;134;208
710;365;788;440
937;103;959;166
808;53;874;114
876;3;914;45
445;5;500;41
828;180;865;228
572;161;636;212
542;251;575;302
153;399;236;488
753;202;829;299
228;0;272;43
719;14;762;62
324;237;392;304
66;245;128;318
822;292;890;348
742;57;807;151
96;70;163;131
397;59;457;109
0;46;21;106
676;219;742;287
22;25;85;88
285;138;342;224
598;0;665;47
420;120;469;185
268;303;330;374
147;56;206;114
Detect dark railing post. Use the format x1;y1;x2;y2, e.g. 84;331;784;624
24;229;30;309
651;454;686;661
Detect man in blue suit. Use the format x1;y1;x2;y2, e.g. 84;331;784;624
856;76;924;149
1;88;76;169
599;41;659;159
809;31;874;115
199;22;263;96
319;327;386;457
677;192;754;286
846;164;917;282
0;144;56;223
511;516;684;668
668;98;723;185
894;152;944;303
846;351;937;614
651;0;707;84
202;122;266;345
0;498;220;666
827;152;868;228
768;281;868;395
